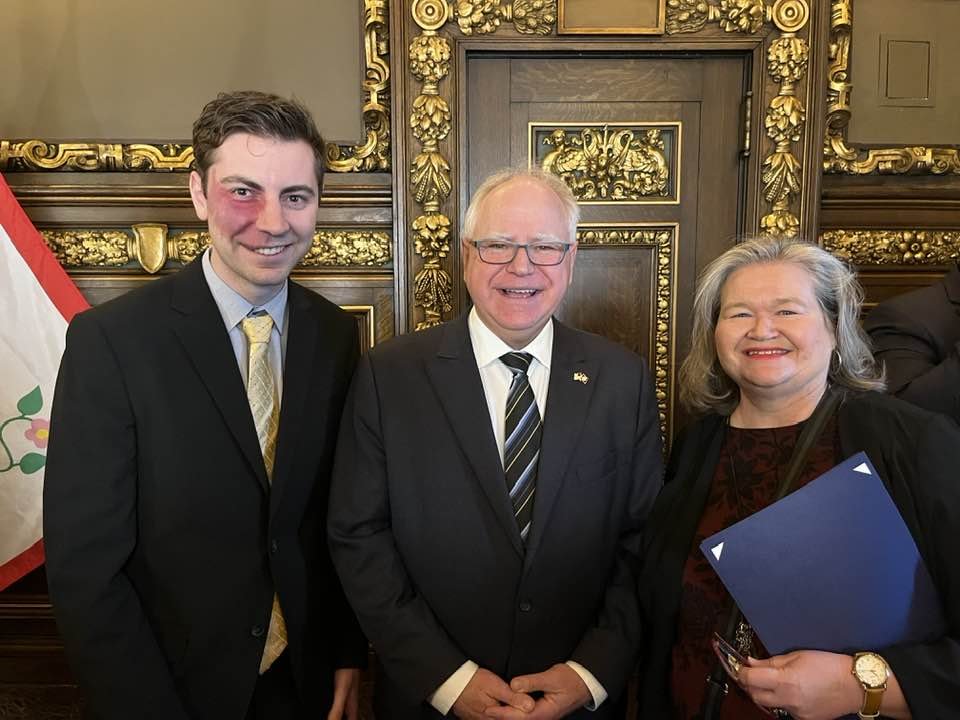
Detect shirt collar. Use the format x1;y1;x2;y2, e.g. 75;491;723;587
201;248;288;334
468;306;553;371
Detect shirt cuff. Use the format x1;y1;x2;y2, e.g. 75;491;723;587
428;660;479;715
566;661;608;711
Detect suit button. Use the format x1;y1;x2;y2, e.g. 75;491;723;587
251;625;265;638
270;539;279;554
519;600;532;612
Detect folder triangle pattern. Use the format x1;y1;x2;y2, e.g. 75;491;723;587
700;452;945;655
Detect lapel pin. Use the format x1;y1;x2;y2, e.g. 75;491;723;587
573;372;589;384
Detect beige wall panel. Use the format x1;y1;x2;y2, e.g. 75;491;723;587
848;0;960;145
3;0;362;143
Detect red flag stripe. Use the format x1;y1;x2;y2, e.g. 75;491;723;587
0;173;89;323
0;540;44;591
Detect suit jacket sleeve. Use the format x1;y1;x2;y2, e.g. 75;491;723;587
880;411;960;716
43;311;190;719
865;300;960;420
568;359;664;699
327;353;468;702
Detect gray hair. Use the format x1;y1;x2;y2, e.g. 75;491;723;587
461;167;581;245
680;235;885;415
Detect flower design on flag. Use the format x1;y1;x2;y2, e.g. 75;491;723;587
24;419;50;449
1;386;48;475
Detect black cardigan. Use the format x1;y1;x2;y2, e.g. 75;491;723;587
637;391;960;718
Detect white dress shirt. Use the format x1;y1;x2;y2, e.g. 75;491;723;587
427;308;607;714
201;249;288;398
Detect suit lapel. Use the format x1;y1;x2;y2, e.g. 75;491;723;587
269;285;324;520
170;260;269;493
524;322;597;564
426;317;524;558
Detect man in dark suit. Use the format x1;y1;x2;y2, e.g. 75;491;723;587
328;169;663;719
864;262;960;423
44;91;365;720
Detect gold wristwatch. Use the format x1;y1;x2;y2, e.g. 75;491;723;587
852;652;890;718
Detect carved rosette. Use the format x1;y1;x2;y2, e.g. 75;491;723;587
41;227;390;271
758;1;809;237
577;227;676;432
821;230;960;265
823;0;960;175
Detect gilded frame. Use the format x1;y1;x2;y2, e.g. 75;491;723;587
0;0;390;174
823;0;960;175
557;0;666;35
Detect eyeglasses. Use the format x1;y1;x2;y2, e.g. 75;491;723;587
469;239;573;266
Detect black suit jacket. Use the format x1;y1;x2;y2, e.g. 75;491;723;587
328;316;663;719
44;259;366;720
637;391;960;719
864;263;960;423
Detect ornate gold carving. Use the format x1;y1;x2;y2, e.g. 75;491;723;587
42;230;130;267
4;0;391;174
823;0;960;175
411;95;452;147
665;0;771;35
409;34;452;88
539;126;671;202
771;0;807;31
0;141;193;172
412;214;454;330
821;230;960;265
41;228;390;271
450;0;557;35
759;4;809;238
327;0;392;172
413;0;450;30
576;225;677;433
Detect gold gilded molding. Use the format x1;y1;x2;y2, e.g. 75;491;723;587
451;0;557;36
577;224;678;434
823;0;960;175
666;0;770;36
2;0;391;174
759;0;809;237
534;124;677;203
341;305;377;349
821;229;960;265
42;230;130;267
41;227;391;272
327;0;392;172
409;1;455;330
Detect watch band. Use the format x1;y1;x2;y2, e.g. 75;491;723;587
858;685;884;718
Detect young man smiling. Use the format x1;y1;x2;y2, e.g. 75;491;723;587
44;91;365;720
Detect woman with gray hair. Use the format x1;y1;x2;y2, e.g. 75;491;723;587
637;236;960;719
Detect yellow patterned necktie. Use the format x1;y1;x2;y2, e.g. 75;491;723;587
240;312;287;674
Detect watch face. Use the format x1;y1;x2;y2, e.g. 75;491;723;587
855;654;887;688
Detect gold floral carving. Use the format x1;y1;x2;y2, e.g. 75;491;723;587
42;230;131;267
3;0;391;174
823;0;960;175
451;0;557;36
759;1;809;237
540;126;671;201
821;230;960;265
577;226;677;432
409;1;456;330
327;0;392;172
665;0;770;35
41;227;390;271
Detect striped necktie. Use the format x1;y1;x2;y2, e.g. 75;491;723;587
241;312;287;674
501;352;541;543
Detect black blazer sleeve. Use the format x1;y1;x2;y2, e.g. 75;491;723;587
865;293;960;422
327;353;467;702
877;410;960;716
43;311;190;720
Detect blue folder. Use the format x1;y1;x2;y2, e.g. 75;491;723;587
700;452;945;655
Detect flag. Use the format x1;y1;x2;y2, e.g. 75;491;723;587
0;172;88;591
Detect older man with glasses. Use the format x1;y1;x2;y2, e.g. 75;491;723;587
328;167;663;720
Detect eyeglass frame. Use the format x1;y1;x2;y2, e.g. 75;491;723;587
467;238;575;266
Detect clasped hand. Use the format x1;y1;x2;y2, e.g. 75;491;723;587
452;664;591;720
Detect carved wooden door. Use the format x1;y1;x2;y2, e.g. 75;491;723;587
466;54;747;438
